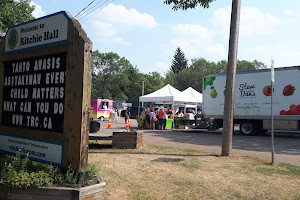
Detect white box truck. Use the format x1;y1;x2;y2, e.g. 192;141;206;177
203;66;300;135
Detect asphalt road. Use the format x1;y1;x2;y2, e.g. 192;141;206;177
93;119;300;166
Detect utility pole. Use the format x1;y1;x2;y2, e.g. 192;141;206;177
222;0;241;156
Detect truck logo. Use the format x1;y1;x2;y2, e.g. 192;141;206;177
239;83;256;98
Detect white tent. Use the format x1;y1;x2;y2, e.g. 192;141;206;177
139;84;197;129
139;84;196;104
182;87;203;103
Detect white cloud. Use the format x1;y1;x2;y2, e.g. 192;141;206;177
163;24;227;61
30;1;46;18
92;3;158;29
92;21;116;37
171;24;212;41
83;3;157;46
111;37;131;46
283;9;297;24
155;62;170;74
284;9;294;16
243;45;300;68
211;7;280;37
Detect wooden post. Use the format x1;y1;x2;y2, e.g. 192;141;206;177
222;0;241;156
62;15;92;170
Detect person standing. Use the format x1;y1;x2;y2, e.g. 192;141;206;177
125;111;129;124
168;105;173;118
140;110;146;129
147;104;151;112
146;105;151;128
158;106;166;130
149;109;155;130
115;108;119;122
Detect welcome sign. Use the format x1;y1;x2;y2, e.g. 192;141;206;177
5;11;68;53
1;11;92;170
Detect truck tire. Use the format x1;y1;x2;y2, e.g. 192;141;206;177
240;121;257;136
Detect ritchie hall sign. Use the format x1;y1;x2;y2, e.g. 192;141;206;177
0;11;92;170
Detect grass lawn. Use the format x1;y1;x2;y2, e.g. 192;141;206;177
88;143;300;200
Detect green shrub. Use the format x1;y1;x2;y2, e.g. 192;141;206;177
0;151;101;189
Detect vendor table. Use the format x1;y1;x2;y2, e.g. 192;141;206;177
174;117;195;128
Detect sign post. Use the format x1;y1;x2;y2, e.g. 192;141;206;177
271;58;275;164
0;11;92;171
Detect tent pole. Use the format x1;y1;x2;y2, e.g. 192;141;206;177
173;101;175;129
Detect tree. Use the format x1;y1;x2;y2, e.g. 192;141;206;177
165;68;202;91
0;0;35;32
92;51;132;101
237;60;266;71
170;47;188;73
92;51;164;106
165;0;242;157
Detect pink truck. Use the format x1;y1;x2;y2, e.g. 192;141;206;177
90;99;113;121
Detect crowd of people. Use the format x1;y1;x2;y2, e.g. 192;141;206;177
140;104;173;130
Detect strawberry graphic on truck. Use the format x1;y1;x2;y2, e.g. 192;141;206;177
283;84;296;96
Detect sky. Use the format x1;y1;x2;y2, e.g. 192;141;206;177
29;0;300;76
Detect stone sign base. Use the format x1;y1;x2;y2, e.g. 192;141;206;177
0;181;106;200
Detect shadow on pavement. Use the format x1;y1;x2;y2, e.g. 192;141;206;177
141;129;300;156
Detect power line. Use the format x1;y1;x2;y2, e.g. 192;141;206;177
75;0;106;19
79;0;116;23
74;0;96;18
77;0;114;22
76;0;108;20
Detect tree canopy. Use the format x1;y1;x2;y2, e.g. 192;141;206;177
170;47;188;74
165;58;266;92
91;51;164;106
0;0;35;32
164;0;216;10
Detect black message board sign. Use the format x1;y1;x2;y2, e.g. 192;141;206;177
2;53;66;133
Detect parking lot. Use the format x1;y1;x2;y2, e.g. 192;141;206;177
92;118;300;166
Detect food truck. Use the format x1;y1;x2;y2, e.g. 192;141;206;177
90;99;113;121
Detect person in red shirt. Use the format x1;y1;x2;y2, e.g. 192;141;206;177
158;106;166;130
147;104;151;112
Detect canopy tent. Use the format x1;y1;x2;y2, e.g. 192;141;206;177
139;84;197;104
182;87;203;104
181;87;203;114
139;84;197;129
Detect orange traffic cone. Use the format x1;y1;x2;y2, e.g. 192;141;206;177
125;119;129;129
128;119;130;129
108;119;112;128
